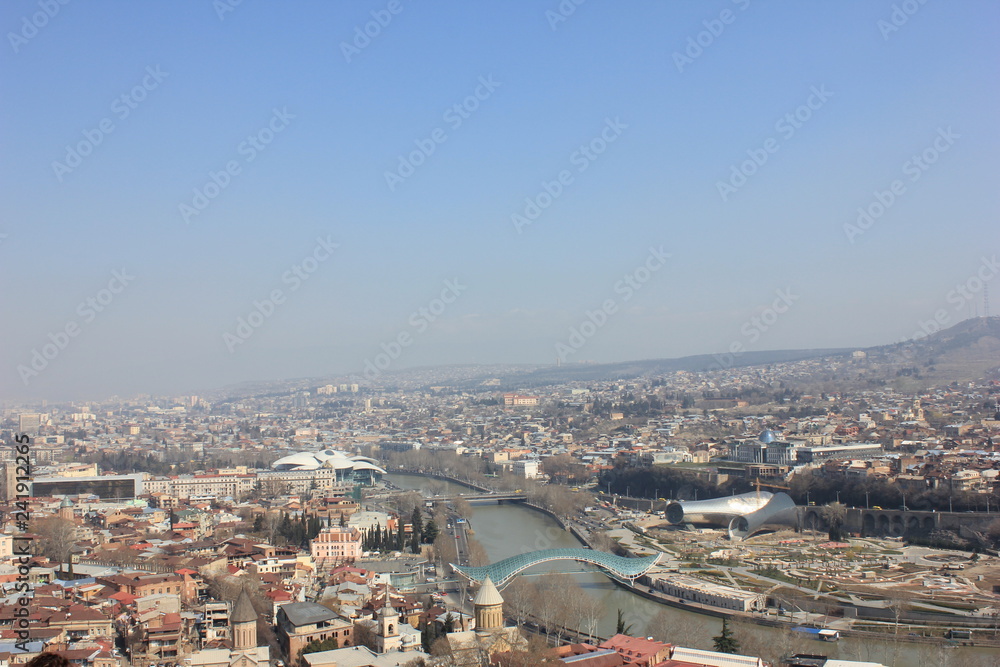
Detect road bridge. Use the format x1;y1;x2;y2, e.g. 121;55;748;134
429;492;528;504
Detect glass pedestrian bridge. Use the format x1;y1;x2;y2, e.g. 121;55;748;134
451;548;660;588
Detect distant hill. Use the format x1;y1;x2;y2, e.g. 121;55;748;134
853;316;1000;392
448;317;1000;392
466;348;854;390
205;317;1000;399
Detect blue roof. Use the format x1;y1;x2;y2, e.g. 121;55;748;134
759;429;777;443
452;548;660;587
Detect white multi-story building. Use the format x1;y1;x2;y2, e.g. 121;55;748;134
511;459;541;478
144;473;257;499
648;573;765;612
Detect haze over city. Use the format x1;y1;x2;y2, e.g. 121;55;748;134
2;1;997;401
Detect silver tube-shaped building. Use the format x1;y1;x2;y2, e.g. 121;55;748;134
727;492;798;540
665;491;773;526
665;491;798;541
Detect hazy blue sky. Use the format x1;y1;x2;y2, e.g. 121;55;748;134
2;0;998;401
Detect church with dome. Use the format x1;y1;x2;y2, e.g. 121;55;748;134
444;576;527;664
186;589;270;667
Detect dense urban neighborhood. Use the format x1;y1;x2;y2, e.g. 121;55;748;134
4;326;1000;667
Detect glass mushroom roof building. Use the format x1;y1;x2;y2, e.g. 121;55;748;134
271;449;387;484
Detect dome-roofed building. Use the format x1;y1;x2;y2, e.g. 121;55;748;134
444;574;527;660
231;589;258;651
184;587;269;667
473;576;504;632
758;429;777;444
58;496;74;521
271;450;386;485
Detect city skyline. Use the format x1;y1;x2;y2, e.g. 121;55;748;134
2;1;998;401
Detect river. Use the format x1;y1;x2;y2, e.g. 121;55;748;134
387;474;991;666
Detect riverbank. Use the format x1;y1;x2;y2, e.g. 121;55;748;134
386;471;1000;655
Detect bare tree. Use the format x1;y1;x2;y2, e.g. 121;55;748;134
259;478;292;498
352;622;378;651
452;497;472;519
820;502;847;540
545;574;576;644
589;531;616;553
434;529;458;569
391;491;424;517
498;634;559;666
887;595;906;636
729;617;779;664
533;580;560;643
503;578;537;630
573;589;602;641
466;537;490;567
33;516;77;565
429;636;454;661
262;511;283;546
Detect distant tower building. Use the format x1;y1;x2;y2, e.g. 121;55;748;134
0;463;17;501
231;589;259;651
18;414;41;435
905;398;926;422
376;598;402;653
473;576;504;632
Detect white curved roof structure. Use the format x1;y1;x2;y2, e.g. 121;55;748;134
272;449;387;475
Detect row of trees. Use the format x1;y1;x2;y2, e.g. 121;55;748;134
251;511;324;548
362;507;439;555
602;460;1000;514
601;462;748;501
82;449;273;476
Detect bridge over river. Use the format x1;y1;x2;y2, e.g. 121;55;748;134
429;491;528;504
451;548;661;587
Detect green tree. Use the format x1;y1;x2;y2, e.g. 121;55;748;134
422;519;439;544
713;618;740;654
615;609;632;636
410;507;423;554
302;637;338;654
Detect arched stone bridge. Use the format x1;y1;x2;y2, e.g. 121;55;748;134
451;548;660;588
799;507;994;538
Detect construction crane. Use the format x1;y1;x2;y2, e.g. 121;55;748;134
753;479;791;495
